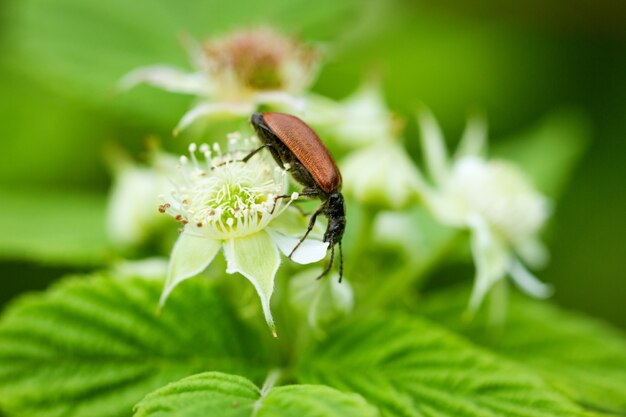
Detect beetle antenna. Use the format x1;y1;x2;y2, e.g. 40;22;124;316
316;240;335;280
269;194;290;214
241;144;269;163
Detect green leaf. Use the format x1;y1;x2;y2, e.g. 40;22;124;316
297;313;595;417
0;65;112;187
419;285;626;415
0;274;275;417
0;186;109;265
133;371;379;417
492;110;590;199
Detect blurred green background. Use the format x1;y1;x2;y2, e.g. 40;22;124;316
0;0;624;328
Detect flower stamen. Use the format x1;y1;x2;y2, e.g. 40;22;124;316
161;136;292;240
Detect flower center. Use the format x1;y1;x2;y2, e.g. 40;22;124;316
161;134;294;239
446;157;549;243
202;28;319;94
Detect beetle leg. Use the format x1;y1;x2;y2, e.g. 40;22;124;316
241;143;270;162
288;206;323;258
241;143;286;169
269;194;292;214
269;194;312;216
298;187;321;198
316;239;335;280
284;188;319;217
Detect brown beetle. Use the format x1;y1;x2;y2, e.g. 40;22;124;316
245;112;345;281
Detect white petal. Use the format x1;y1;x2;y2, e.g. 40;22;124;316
372;210;424;253
254;91;306;112
341;142;426;209
330;277;354;315
223;231;280;335
299;93;342;126
159;230;221;308
417;108;449;186
467;214;509;311
509;259;553;298
175;102;254;133
266;228;329;264
179;34;210;72
288;268;353;334
515;237;550;269
119;65;208;94
454;113;488;160
302;82;394;149
106;165;163;248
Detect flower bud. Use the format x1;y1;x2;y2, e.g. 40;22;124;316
289;268;354;334
341;141;424;209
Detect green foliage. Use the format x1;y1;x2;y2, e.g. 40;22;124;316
419;285;626;415
4;272;621;417
0;186;109;265
133;372;379;417
296;314;593;417
0;1;623;417
0;66;112;187
0;275;275;417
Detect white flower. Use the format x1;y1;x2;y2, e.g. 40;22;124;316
305;81;394;148
341;140;423;209
106;151;177;249
288;268;354;336
120;27;321;133
416;109;553;311
335;82;423;209
311;80;422;209
158;133;328;336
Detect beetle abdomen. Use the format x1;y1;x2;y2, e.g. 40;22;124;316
262;112;341;193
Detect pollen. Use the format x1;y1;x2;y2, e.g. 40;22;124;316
197;27;320;99
160;136;292;239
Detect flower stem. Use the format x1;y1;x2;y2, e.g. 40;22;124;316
260;369;281;396
487;279;509;331
362;230;463;309
253;369;282;417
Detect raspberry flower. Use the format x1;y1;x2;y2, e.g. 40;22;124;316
158;133;328;335
306;81;395;148
120;27;320;133
339;82;423;209
341;136;423;209
106;150;177;249
289;268;354;336
416;110;553;311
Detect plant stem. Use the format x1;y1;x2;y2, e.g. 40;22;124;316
362;231;463;309
487;279;509;332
